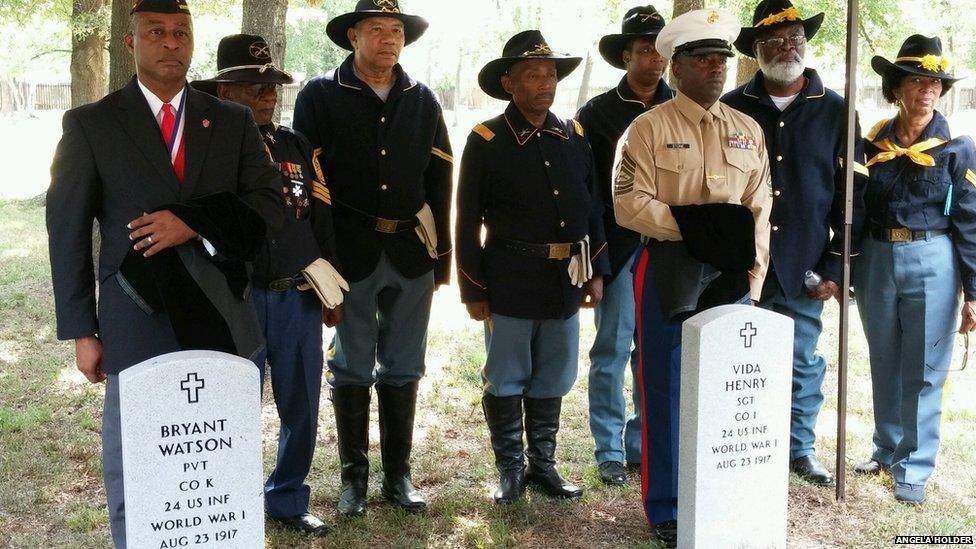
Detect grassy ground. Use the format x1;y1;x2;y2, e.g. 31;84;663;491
1;197;974;548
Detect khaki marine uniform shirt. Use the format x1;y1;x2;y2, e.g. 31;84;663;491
612;91;772;300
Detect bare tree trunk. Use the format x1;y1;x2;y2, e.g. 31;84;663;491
109;0;135;91
575;51;594;111
736;56;759;87
243;0;288;122
70;0;108;107
453;52;462;127
671;0;704;18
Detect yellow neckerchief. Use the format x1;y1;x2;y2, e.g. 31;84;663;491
866;137;947;167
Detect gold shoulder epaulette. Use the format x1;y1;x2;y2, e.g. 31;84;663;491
572;119;585;137
866;118;891;141
472;123;495;142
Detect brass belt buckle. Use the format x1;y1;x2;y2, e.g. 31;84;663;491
268;278;292;292
890;228;912;242
548;243;572;260
375;218;398;233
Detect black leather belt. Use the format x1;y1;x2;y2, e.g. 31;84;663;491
870;227;949;242
256;274;304;292
491;237;582;260
335;200;418;234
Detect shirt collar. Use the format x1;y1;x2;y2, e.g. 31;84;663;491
136;78;186;120
615;76;674;109
337;55;418;98
673;91;726;125
873;111;951;145
741;67;825;106
503;102;567;146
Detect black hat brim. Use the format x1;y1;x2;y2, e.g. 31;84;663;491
190;67;294;97
871;55;962;96
326;11;428;51
733;12;824;58
477;56;582;101
598;33;661;70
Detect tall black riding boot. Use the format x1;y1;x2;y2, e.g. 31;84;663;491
482;394;526;504
331;385;370;517
376;381;426;513
524;397;583;500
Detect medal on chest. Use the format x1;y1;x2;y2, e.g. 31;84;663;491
276;162;311;219
727;131;757;150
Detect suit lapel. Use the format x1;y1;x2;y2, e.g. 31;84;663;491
180;87;214;200
115;78;181;200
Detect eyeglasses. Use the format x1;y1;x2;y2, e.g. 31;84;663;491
232;83;280;98
755;35;807;49
925;330;970;372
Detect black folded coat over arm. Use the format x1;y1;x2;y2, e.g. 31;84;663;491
117;192;267;359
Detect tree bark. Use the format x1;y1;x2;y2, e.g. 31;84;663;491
242;0;288;122
671;0;704;18
575;51;594;111
736;56;759;87
109;0;135;92
70;0;108;108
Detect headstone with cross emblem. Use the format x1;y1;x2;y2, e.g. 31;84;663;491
119;350;263;548
677;305;793;549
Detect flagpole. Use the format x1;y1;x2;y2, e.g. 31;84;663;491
837;0;859;502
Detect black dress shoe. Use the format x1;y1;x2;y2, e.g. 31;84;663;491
598;461;627;486
653;520;678;548
269;513;329;536
853;458;889;475
790;455;835;486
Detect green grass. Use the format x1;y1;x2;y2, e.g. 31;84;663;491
1;197;974;548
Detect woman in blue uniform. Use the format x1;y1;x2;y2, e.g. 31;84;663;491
854;35;976;504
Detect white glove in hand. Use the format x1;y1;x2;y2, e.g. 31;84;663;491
568;236;593;288
299;258;349;309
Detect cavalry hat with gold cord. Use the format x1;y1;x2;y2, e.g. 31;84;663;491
598;5;667;70
478;30;582;101
326;0;429;51
191;34;293;96
871;34;962;97
655;8;740;60
733;0;824;57
130;0;189;14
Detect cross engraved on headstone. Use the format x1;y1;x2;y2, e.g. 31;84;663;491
740;322;757;348
180;372;205;404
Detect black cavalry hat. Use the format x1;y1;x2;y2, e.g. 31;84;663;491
871;35;961;96
191;34;293;97
130;0;190;15
733;0;823;57
478;30;582;101
599;6;667;70
326;0;429;51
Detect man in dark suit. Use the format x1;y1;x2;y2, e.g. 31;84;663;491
46;1;281;546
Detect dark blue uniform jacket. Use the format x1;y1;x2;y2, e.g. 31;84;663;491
722;68;867;298
455;103;610;320
576;76;673;280
293;55;453;285
863;111;976;300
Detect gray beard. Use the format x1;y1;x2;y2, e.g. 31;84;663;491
759;59;805;86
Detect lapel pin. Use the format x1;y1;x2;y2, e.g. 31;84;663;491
202;119;210;128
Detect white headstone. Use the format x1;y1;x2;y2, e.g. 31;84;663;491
119;350;264;549
678;305;794;549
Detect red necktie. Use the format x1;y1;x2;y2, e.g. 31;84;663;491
161;103;186;182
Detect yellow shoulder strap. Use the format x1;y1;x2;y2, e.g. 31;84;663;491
472;123;495;142
572;119;585;137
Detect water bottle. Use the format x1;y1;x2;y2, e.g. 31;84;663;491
804;270;822;291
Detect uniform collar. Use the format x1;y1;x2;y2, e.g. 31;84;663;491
615;76;674;108
873;110;951;145
503;102;568;146
741;67;825;106
336;55;418;98
260;122;278;144
673;91;727;125
136;78;186;120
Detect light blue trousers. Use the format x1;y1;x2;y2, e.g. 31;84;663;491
482;313;580;398
328;251;434;388
588;251;642;465
761;274;828;460
853;234;959;485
